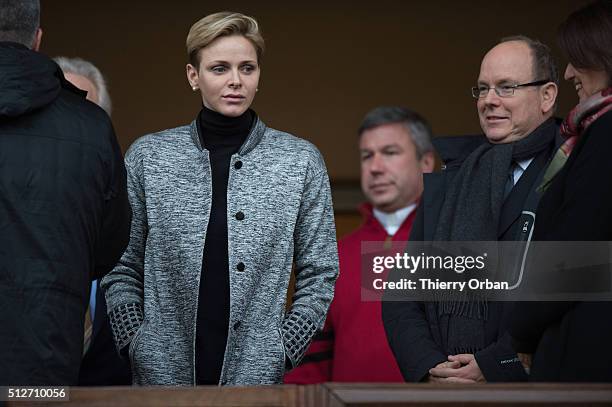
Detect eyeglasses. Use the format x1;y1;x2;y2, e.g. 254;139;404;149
471;79;551;99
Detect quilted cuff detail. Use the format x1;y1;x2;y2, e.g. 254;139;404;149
282;311;318;368
108;302;144;353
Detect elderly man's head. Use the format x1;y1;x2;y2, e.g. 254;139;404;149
358;107;435;213
475;36;558;144
54;57;112;115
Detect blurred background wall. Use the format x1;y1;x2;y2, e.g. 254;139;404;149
41;0;589;236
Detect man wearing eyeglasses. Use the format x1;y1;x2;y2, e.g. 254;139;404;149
383;36;560;383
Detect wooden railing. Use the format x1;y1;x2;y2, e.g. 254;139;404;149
13;383;612;407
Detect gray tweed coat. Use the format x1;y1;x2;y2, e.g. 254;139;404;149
101;118;338;385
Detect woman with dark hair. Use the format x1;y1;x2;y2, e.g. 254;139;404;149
510;0;612;382
101;12;339;386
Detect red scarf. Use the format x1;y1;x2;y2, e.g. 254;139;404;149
539;87;612;192
560;87;612;154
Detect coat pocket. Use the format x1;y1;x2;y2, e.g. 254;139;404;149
232;323;285;384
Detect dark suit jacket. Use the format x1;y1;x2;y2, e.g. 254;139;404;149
383;127;560;382
510;110;612;382
78;280;131;386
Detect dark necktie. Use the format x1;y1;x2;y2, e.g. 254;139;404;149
504;162;518;200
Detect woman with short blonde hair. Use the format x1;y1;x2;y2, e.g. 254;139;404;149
102;11;338;386
186;12;265;67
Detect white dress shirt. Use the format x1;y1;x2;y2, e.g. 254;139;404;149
512;157;535;186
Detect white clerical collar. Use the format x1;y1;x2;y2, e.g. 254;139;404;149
373;203;417;236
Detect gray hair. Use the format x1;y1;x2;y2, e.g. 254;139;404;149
499;35;559;85
53;56;112;115
358;106;434;159
0;0;40;48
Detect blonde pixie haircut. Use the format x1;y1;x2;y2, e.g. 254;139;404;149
186;11;265;68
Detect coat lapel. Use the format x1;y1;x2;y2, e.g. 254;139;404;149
498;149;549;239
423;173;447;242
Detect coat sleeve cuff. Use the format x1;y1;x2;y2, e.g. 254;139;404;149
108;302;144;354
282;310;318;369
475;341;528;382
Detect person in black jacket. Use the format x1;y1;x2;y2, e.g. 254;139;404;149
382;35;560;383
510;0;612;382
0;0;131;386
53;56;132;386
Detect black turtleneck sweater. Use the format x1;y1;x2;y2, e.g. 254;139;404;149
195;106;253;385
